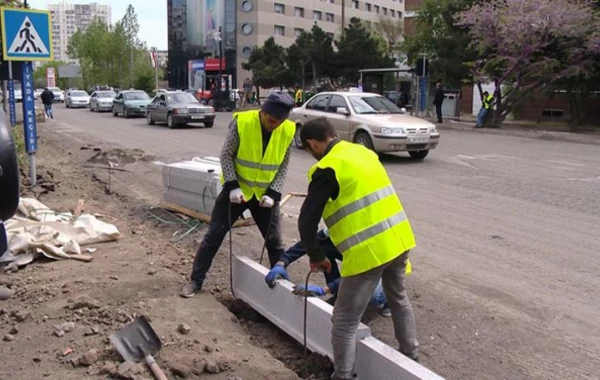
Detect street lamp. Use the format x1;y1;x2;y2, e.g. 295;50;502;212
213;27;223;97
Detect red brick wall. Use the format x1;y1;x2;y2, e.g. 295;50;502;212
405;0;423;11
461;85;474;115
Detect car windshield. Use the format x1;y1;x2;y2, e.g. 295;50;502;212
71;91;88;97
348;95;403;114
98;91;116;98
167;93;199;104
124;92;149;100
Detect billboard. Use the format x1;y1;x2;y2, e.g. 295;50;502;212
188;59;205;90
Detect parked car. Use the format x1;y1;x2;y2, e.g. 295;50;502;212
65;90;90;108
14;88;22;102
49;87;64;103
89;90;117;112
289;91;440;159
35;88;44;99
112;90;151;118
146;91;216;128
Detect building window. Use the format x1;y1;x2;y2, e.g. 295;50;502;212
241;0;253;12
241;23;253;35
295;28;303;38
352;1;359;9
383;7;387;15
326;12;334;22
329;0;335;3
274;3;285;14
242;46;252;57
274;25;285;36
366;3;372;12
391;9;395;17
374;5;380;13
313;10;322;20
295;7;304;17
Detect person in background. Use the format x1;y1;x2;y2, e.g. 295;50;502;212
40;88;55;119
433;81;444;123
476;91;494;128
294;86;303;107
265;228;392;317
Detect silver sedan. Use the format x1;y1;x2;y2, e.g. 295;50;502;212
89;90;117;112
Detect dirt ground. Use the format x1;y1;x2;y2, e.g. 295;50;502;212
0;134;304;379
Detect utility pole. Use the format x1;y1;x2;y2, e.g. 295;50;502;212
214;27;223;104
341;0;346;35
151;47;158;93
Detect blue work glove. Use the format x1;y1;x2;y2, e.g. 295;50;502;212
292;284;326;297
265;265;289;288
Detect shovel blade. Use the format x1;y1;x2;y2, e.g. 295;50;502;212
110;315;162;363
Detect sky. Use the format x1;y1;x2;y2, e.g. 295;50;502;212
28;0;168;50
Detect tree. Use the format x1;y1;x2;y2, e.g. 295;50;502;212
401;0;477;87
373;15;404;55
307;25;337;88
242;38;288;99
335;18;395;84
33;61;70;89
285;32;313;90
0;1;23;6
457;0;599;127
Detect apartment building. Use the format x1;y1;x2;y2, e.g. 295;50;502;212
48;1;112;63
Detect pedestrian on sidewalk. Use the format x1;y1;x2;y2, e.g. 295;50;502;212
475;91;494;128
433;81;444;123
298;117;419;380
179;93;296;298
264;227;401;317
40;88;55;119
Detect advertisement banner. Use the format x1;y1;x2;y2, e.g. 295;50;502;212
46;67;55;87
188;59;205;90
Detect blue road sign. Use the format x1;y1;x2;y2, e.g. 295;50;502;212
7;79;16;126
419;78;427;111
1;7;54;61
21;62;37;154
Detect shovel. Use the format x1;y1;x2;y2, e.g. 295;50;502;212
110;315;168;380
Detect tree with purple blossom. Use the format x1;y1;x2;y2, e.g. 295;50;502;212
457;0;600;127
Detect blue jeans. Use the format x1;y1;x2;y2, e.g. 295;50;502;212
282;230;386;307
476;107;488;127
44;103;53;118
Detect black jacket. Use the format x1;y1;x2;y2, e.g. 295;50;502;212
40;89;54;105
433;88;445;106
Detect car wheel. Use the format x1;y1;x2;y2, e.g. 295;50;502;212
294;124;305;149
353;131;375;151
204;122;214;128
167;113;176;129
408;150;429;160
112;107;118;117
123;108;129;118
147;112;155;125
90;104;94;111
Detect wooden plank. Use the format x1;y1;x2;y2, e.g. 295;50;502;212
160;202;255;228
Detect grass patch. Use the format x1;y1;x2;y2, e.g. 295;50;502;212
12;125;28;170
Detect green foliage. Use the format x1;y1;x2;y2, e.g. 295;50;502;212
401;0;477;87
242;37;288;89
33;61;69;89
0;0;23;6
372;15;404;54
11;125;26;171
66;6;154;90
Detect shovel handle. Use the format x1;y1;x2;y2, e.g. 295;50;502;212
145;355;168;380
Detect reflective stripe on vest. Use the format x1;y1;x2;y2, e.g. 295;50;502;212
483;94;493;109
308;141;416;277
226;110;295;200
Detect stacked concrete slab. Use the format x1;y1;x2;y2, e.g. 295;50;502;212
162;157;223;215
233;256;445;380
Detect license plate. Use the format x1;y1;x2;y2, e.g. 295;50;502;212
408;136;429;144
192;115;204;120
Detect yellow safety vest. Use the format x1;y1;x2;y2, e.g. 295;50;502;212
295;90;303;103
483;94;494;109
308;141;416;277
223;110;295;200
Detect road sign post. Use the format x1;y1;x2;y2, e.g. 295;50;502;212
7;62;16;126
1;6;54;187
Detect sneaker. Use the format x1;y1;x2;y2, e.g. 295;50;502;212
179;281;200;298
381;303;392;317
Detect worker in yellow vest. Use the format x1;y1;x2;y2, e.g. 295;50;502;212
294;87;303;107
180;93;296;298
297;117;419;378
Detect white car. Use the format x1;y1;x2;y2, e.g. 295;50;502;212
49;87;64;103
65;90;90;108
89;90;117;112
14;88;22;102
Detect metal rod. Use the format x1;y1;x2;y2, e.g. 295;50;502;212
29;154;36;187
218;26;223;96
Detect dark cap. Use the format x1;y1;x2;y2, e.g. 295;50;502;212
261;93;295;120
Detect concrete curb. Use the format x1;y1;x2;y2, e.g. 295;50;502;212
232;256;446;380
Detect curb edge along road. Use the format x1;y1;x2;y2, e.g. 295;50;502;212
439;119;600;145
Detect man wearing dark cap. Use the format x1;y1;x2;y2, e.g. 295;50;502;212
180;92;297;297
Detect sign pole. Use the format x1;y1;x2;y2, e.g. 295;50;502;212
20;62;37;186
7;62;16;126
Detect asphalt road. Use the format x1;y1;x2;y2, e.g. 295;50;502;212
43;105;600;379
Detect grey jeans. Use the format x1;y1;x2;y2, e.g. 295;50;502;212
331;251;419;380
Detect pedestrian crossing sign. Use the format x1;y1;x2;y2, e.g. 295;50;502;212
1;7;54;61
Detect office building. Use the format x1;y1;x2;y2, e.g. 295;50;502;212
48;1;112;63
167;0;405;89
